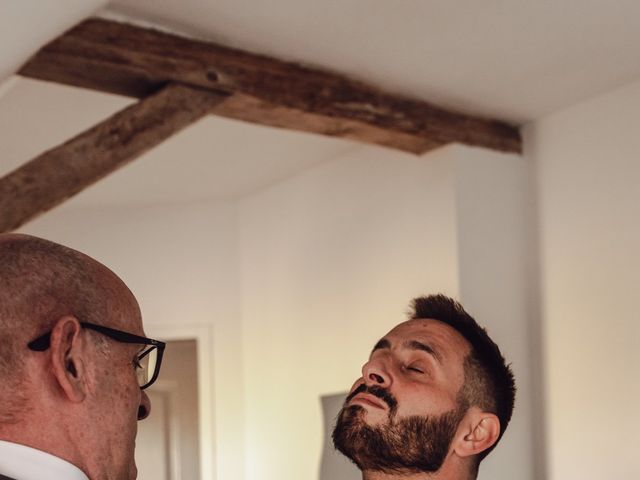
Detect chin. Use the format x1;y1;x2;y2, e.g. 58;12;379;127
129;463;138;480
363;409;389;425
348;403;388;426
333;405;367;442
342;404;367;421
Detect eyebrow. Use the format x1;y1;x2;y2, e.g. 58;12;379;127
405;340;443;364
372;338;391;351
372;338;443;364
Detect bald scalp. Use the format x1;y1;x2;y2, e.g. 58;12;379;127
0;234;123;422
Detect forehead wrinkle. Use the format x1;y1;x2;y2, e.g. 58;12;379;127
406;318;472;354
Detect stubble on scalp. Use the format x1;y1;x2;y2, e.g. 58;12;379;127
0;235;130;422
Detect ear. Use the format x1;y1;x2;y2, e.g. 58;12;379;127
49;316;88;403
453;409;501;458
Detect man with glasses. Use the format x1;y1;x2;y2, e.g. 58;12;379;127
0;234;165;480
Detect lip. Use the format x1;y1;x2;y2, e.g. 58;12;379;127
349;393;386;410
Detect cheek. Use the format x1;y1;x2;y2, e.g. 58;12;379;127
102;367;140;415
121;373;142;414
395;382;456;417
110;378;142;444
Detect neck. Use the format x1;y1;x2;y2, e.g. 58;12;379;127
0;415;82;469
0;400;95;479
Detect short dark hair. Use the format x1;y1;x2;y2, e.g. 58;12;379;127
409;294;515;461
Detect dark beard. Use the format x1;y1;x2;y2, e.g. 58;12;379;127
332;386;464;474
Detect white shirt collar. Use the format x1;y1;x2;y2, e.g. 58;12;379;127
0;440;89;480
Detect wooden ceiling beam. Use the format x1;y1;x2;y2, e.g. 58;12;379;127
0;83;227;233
19;18;521;154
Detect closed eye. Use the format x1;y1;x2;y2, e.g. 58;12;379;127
406;365;424;374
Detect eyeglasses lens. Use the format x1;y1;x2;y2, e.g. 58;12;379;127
137;347;158;388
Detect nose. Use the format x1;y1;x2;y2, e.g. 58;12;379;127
361;357;391;388
138;390;151;420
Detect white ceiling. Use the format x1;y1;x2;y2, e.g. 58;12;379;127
0;0;107;81
2;0;640;210
107;0;640;122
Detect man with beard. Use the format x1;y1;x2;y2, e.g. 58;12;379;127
0;234;164;480
333;294;515;480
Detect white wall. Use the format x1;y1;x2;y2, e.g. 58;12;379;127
527;79;640;480
20;200;245;480
454;147;538;479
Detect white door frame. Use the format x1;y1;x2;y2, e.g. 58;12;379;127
147;324;215;480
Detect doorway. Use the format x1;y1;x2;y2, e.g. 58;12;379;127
135;340;201;480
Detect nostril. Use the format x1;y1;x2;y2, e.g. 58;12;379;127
138;404;148;420
369;373;385;383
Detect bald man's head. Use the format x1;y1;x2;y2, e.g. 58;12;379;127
0;234;136;422
0;234;154;479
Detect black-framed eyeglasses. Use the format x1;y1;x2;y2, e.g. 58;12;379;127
27;322;165;390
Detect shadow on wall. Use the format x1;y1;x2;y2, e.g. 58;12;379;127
319;393;360;480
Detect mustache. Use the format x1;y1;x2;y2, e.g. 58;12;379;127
345;383;398;411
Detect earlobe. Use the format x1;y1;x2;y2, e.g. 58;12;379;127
455;412;501;458
49;317;87;403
